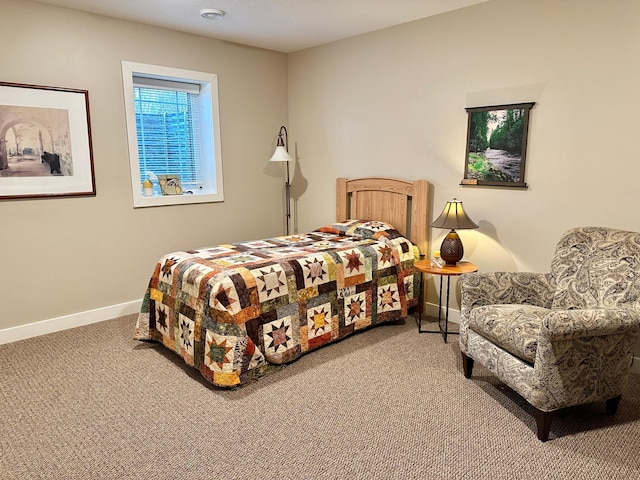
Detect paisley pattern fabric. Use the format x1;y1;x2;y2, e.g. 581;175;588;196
459;272;555;352
551;226;640;310
460;226;640;412
468;304;550;364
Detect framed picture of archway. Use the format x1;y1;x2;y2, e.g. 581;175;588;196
0;81;95;199
461;102;534;188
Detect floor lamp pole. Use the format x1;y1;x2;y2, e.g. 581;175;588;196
285;161;291;235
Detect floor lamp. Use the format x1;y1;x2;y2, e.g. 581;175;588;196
269;126;293;235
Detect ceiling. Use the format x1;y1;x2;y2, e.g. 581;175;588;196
27;0;490;53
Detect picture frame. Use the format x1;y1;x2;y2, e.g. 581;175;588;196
0;81;95;199
158;174;182;195
461;102;535;188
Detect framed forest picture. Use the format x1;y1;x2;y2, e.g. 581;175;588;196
461;102;534;188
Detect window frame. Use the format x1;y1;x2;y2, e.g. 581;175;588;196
121;61;224;208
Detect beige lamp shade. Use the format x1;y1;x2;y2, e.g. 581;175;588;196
431;198;478;230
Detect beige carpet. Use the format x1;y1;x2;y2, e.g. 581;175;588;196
1;314;639;479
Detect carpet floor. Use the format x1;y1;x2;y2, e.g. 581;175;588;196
1;314;639;479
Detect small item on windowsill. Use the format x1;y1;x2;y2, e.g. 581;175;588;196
142;179;153;197
158;174;183;195
431;250;445;268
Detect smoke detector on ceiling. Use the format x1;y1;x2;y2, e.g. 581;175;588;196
200;8;225;20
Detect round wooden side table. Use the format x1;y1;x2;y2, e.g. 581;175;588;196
414;260;478;343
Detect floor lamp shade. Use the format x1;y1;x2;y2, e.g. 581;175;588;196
269;126;292;234
269;145;293;163
431;198;478;265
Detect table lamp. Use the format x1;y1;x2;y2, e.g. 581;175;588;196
430;198;478;265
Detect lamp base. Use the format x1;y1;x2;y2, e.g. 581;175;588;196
440;230;464;265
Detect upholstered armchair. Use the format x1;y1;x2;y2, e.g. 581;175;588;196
459;226;640;441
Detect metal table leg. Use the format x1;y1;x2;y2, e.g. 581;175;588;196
442;275;450;343
418;274;455;343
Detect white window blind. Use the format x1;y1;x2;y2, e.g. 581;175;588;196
133;76;203;191
122;61;224;207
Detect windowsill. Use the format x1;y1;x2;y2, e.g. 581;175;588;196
133;191;223;208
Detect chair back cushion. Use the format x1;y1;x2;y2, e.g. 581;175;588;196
551;227;640;310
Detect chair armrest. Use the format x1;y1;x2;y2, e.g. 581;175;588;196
531;307;640;409
540;308;640;341
460;272;555;312
459;272;555;351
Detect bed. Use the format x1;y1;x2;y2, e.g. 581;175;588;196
134;177;429;387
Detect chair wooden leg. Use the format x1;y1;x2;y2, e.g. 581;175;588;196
461;352;474;378
606;395;622;416
534;408;553;442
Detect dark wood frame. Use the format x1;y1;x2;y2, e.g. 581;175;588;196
461;102;534;189
0;81;95;200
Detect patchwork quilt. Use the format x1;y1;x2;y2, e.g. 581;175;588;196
134;220;421;387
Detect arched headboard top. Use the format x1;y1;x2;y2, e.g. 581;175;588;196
336;177;429;256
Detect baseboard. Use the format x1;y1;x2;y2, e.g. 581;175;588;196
0;300;142;345
424;301;461;325
631;357;640;376
6;301;640;373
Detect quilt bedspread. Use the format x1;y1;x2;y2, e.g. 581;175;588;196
134;220;421;387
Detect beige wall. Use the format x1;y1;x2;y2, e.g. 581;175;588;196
288;0;640;285
287;0;640;356
0;0;288;330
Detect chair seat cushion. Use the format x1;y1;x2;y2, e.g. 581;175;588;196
468;304;551;364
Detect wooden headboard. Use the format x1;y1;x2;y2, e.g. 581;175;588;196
336;177;429;256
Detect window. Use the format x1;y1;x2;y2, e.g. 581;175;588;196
121;61;224;207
